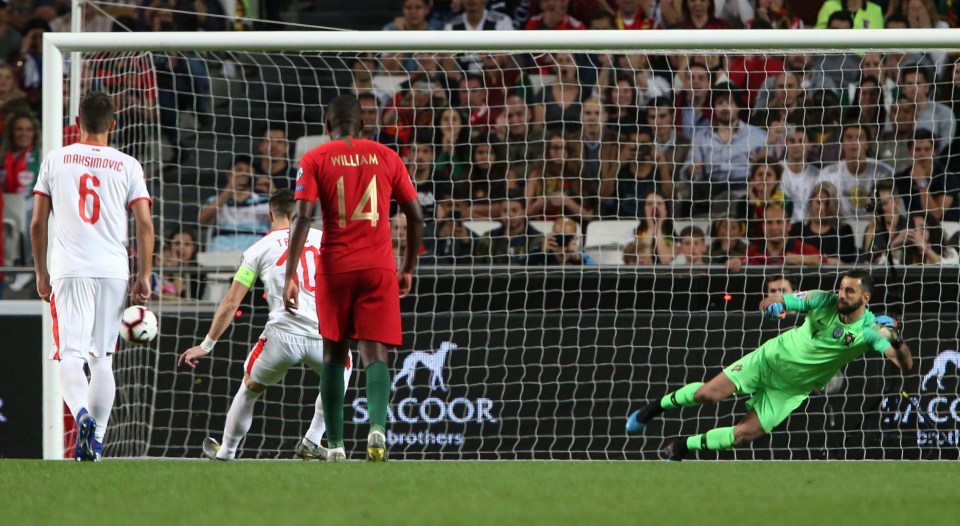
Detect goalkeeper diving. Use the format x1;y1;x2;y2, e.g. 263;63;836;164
626;269;913;461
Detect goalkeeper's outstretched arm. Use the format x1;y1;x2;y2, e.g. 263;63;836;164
883;341;914;371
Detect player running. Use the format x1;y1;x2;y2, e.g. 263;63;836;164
626;269;913;460
32;92;154;461
179;189;352;461
285;95;424;462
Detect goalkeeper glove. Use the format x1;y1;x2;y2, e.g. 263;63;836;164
764;302;785;319
875;315;897;329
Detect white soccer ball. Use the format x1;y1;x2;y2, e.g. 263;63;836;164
120;305;159;343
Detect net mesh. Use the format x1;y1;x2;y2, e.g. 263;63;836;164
60;41;960;460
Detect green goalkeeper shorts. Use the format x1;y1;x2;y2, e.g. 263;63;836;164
723;345;810;433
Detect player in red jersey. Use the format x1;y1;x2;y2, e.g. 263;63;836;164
284;95;424;462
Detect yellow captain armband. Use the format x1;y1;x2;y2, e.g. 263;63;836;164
234;267;257;288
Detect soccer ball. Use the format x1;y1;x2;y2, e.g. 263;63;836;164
120;305;159;343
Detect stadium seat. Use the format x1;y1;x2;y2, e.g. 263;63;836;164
584;220;639;247
583;220;639;266
941;221;960;241
293;134;331;165
463;220;500;236
197;251;244;302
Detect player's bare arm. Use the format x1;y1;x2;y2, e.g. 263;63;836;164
131;199;155;304
283;199;315;312
884;343;913;371
30;194;52;302
179;280;251;368
397;197;424;297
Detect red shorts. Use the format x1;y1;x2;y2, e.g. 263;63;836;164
315;268;403;347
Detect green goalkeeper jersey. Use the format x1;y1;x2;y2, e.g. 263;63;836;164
767;290;891;391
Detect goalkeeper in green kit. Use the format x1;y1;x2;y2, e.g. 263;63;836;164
626;270;913;461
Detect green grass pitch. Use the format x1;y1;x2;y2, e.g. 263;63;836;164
1;460;954;526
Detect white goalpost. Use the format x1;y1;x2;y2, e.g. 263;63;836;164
41;29;960;460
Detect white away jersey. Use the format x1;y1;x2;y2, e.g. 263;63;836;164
34;143;150;280
238;228;322;338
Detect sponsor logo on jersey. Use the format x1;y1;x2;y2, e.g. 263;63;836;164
351;341;498;448
833;327;843;339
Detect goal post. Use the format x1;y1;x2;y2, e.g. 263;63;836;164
41;29;960;460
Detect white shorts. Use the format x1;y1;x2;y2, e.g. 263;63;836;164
50;277;127;361
243;325;353;387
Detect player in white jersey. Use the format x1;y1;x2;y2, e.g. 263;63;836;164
179;189;352;461
31;92;154;462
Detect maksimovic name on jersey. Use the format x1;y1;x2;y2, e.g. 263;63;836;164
62;154;124;172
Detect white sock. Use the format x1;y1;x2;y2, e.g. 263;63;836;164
304;393;326;446
87;355;115;443
59;355;89;419
219;384;261;460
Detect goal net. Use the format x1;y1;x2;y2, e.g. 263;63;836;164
44;29;960;460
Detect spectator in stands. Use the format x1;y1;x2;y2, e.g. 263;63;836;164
566;97;609;201
382;79;444;152
892;0;948;29
5;1;55;32
622;238;654;265
875;94;918;173
861;179;909;264
899;213;960;265
357;91;384;143
525;0;586;29
475;190;546;264
672;225;709;266
895;129;958;222
500;94;546;189
755;54;839;113
646;97;691;210
613;0;656;28
540;53;588;132
147;10;212;160
457;73;497;139
588;9;616;29
680;0;730;29
445;0;515;30
790;181;859;264
674;59;713;139
687;82;768;216
602;73;640;128
528;216;595;265
900;65;956;151
0;62;26;114
935;56;960;124
424;207;476;265
10;17;47;114
463;142;511;220
600;126;671;218
1;110;38;286
153;228;201;300
765;274;795;300
50;1;112;32
848;75;885;144
780;124;819;224
819;121;894;224
730;201;823;271
633;191;674;264
384;0;444;30
754;71;801;117
407;131;443;222
816;0;884;29
0;3;21;64
526;132;593;221
198;156;271;252
253;124;295;190
351;56;391;110
435;107;470;181
737;161;786;238
709;215;747;265
746;0;803;29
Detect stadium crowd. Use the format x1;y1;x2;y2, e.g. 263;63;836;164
3;0;960;301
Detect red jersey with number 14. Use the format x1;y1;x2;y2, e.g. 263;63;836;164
295;136;417;274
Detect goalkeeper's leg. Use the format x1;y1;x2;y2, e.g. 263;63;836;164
664;409;765;461
626;372;737;433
